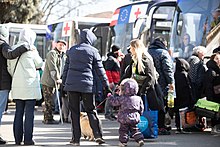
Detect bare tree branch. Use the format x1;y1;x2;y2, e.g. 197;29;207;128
56;1;94;20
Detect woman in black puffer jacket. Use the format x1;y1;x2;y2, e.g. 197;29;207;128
204;52;220;132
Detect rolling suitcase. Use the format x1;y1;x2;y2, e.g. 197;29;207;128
179;107;197;129
195;99;220;119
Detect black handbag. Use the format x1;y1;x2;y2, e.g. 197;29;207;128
146;82;165;111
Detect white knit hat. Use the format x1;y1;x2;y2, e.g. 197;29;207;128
0;26;9;42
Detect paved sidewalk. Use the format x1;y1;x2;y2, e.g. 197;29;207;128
1;106;220;147
1;106;122;146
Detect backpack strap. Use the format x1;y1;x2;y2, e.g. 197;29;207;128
13;55;21;75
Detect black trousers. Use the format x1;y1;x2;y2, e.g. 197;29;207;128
68;91;102;142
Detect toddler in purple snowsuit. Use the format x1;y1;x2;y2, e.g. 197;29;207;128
108;78;144;146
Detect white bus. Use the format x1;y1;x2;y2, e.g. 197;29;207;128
46;17;111;58
169;0;220;59
0;23;49;59
109;0;177;54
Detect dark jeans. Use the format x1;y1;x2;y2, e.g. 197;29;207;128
175;109;181;129
158;110;166;129
13;99;36;144
68;91;103;143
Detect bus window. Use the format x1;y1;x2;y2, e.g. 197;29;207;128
170;0;220;59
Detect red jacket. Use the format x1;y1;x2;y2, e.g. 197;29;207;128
104;54;120;84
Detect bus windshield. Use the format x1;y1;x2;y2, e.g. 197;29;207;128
109;0;176;54
111;23;133;53
170;0;220;59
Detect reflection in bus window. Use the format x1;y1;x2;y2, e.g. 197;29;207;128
170;0;220;59
111;23;133;54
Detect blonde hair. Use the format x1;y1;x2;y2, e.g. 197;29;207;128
130;39;146;74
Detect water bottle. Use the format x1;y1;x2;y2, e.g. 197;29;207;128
167;90;174;108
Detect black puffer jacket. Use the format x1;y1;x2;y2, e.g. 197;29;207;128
204;60;220;103
174;58;194;109
0;40;28;90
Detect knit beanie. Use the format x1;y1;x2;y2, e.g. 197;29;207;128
213;46;220;54
0;26;9;42
111;45;120;53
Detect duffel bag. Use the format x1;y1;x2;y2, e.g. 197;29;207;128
195;99;220;119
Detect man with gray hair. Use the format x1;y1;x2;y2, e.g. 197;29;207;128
0;26;30;144
188;46;207;103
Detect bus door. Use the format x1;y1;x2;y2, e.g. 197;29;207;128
133;1;176;47
91;23;111;59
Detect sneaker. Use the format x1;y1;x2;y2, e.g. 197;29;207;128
105;115;116;121
69;139;80;146
119;142;127;146
95;138;105;144
24;140;35;145
0;137;6;144
159;128;171;135
2;111;10;115
138;140;144;147
111;115;117;119
42;119;59;124
53;111;59;114
64;118;71;123
15;142;21;145
165;126;172;131
175;129;190;134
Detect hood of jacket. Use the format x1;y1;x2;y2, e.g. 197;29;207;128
206;59;220;73
80;29;97;45
120;78;139;96
0;26;9;42
19;28;36;46
175;58;190;72
149;38;167;50
12;28;36;50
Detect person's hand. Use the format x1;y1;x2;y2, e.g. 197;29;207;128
103;86;112;98
114;85;120;95
56;79;62;84
109;82;115;90
169;83;174;91
107;93;112;97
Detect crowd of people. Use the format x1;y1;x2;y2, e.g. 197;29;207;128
0;24;220;146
